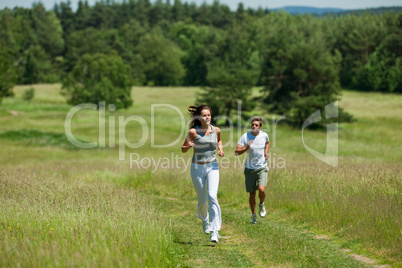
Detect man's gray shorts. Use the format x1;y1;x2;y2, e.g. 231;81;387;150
244;167;268;193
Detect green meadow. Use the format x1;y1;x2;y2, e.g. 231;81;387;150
0;84;401;267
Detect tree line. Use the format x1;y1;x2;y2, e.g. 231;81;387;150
0;0;401;125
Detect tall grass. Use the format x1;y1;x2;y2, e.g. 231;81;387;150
0;167;181;267
1;84;401;266
264;163;401;262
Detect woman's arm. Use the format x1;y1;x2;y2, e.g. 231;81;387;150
181;128;196;153
215;127;224;157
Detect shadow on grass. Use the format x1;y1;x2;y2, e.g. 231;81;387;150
174;239;194;245
202;244;218;248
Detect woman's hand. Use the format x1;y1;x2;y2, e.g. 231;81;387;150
218;150;224;157
187;140;195;148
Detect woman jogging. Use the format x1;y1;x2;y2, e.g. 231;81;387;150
181;104;224;243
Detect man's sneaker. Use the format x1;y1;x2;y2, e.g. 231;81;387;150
251;214;257;224
210;230;220;243
202;220;210;234
259;203;266;218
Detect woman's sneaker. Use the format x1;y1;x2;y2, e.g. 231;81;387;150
210;230;220;243
202;220;210;234
259;203;266;218
251;214;257;224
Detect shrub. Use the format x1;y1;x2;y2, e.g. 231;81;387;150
22;87;35;101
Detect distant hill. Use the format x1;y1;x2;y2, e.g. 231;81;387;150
273;6;345;15
272;6;402;15
339;6;402;15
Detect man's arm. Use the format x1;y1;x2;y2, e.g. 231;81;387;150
235;140;253;156
264;141;270;159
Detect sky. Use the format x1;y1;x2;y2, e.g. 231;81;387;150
1;0;401;11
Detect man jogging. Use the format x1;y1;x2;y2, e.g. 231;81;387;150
235;116;270;224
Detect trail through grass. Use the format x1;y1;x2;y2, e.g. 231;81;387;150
127;176;369;267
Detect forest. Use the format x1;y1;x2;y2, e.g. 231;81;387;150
0;0;401;123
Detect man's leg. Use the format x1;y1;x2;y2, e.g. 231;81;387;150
245;168;259;223
249;191;257;214
258;185;266;217
249;191;258;224
258;185;266;205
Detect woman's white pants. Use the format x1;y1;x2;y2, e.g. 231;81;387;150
191;161;221;232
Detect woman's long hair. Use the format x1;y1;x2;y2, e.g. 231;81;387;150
188;104;212;128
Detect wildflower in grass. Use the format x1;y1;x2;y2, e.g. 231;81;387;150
18;226;21;229
51;228;53;231
11;237;14;239
119;247;122;250
114;241;117;244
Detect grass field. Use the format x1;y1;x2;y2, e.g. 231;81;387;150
0;84;401;267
